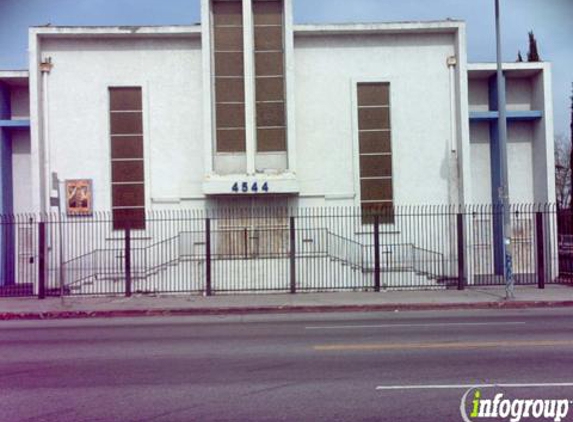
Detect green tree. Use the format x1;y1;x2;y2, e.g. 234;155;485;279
516;51;524;62
555;135;570;209
527;31;541;62
570;84;573;209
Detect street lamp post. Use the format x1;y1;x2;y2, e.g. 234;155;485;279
495;0;514;299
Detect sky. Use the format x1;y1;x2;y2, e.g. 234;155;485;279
0;0;571;136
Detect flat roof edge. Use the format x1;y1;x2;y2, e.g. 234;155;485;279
0;70;29;78
293;21;464;36
30;25;201;37
468;62;549;70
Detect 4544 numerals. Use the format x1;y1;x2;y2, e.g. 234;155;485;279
232;182;269;193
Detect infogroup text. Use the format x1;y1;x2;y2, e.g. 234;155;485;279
462;390;571;422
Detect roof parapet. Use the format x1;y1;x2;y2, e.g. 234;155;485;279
29;25;201;38
293;20;464;36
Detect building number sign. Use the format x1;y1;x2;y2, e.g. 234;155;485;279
232;182;269;193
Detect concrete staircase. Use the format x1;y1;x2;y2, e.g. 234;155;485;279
61;229;451;294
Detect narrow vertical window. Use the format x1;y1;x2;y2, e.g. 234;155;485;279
253;0;286;152
109;87;145;230
357;82;393;223
213;0;246;153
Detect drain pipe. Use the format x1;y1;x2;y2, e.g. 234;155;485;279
40;57;53;213
447;55;459;206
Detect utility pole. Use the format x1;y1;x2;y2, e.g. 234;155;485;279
495;0;514;299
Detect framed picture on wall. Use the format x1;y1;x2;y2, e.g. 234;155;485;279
66;179;93;216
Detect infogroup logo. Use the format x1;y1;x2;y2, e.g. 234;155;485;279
460;388;571;422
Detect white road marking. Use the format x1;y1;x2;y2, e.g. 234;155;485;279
376;382;573;391
305;322;526;330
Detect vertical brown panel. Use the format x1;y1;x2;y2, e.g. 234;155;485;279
357;83;389;106
359;155;392;178
254;26;283;51
110;112;143;135
112;184;145;207
256;102;285;127
357;83;393;221
361;204;394;225
255;52;284;76
257;128;286;152
214;27;244;51
358;107;390;130
252;0;282;25
111;136;144;159
360;179;393;202
112;161;145;183
217;103;246;128
113;209;145;230
359;131;391;154
253;0;286;152
213;0;243;26
255;77;284;102
110;87;142;111
215;78;245;103
215;53;244;77
109;87;145;230
214;0;246;153
217;129;247;153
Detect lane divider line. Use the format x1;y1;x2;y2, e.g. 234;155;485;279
313;339;573;352
375;382;573;391
305;322;526;330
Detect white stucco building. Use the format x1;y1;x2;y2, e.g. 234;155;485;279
0;0;556;293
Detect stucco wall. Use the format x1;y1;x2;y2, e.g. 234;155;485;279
11;129;32;213
531;69;555;203
469;121;491;204
10;86;30;120
507;121;534;203
506;77;532;112
467;66;552;205
40;36;203;211
293;32;456;206
468;78;489;112
8;84;31;214
470;120;535;204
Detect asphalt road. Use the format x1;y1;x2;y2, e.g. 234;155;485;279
1;308;573;422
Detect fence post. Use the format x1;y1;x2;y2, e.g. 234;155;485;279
457;213;465;291
374;215;381;292
290;216;296;294
205;218;212;296
38;221;46;300
124;226;131;297
536;211;545;289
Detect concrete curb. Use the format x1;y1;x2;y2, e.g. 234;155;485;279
1;300;573;320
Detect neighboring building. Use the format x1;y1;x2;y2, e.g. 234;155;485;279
0;0;556;293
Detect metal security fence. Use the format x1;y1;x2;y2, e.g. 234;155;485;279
0;214;37;296
0;204;569;298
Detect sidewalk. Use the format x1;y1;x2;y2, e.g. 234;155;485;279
1;285;573;320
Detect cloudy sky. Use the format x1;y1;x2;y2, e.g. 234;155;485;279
0;0;571;136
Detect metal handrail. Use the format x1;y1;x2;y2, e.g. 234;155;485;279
412;245;445;279
61;227;448;289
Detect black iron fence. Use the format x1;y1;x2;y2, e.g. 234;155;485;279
0;204;570;298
